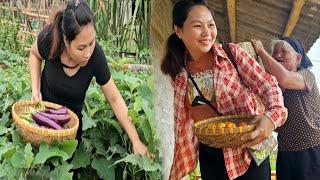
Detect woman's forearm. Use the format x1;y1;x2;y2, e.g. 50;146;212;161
110;97;140;143
102;80;141;143
28;43;42;92
28;54;42;92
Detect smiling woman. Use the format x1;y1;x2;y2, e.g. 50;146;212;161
160;1;287;180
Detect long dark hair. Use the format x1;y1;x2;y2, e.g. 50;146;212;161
48;0;94;60
160;0;210;80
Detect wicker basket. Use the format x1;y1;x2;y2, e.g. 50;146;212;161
193;115;255;148
12;100;79;146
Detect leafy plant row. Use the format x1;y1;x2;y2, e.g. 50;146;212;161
0;49;161;180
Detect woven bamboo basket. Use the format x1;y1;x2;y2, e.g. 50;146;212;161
193;115;255;148
12;100;79;146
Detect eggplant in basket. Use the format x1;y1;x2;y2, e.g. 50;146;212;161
32;112;63;130
45;106;68;115
38;112;70;125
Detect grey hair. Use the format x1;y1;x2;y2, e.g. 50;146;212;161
271;39;302;69
271;40;300;57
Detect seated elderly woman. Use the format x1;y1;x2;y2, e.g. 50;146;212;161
252;37;320;180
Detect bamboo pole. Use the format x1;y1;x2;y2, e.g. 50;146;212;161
283;0;305;37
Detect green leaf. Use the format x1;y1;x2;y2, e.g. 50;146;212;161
0;112;10;126
0;142;14;158
55;140;78;157
11;152;27;168
141;156;162;172
141;119;152;142
91;156;115;180
114;154;161;172
12;130;25;147
107;119;123;135
82;111;98;130
141;98;154;121
33;143;69;165
124;76;140;91
24;143;34;168
32;165;50;179
133;96;142;112
0;126;11;136
71;149;91;169
49;162;73;180
92;132;109;158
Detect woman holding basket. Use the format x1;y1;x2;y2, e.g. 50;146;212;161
27;0;151;158
160;0;287;179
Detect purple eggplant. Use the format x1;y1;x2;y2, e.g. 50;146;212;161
45;106;68;115
32;112;63;130
38;112;70;125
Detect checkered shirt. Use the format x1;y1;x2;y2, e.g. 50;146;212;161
169;43;287;180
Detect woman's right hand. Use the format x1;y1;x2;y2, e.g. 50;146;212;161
31;90;42;102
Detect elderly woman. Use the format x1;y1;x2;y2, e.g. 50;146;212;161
252;37;320;180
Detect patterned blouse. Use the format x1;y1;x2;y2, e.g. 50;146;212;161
277;69;320;151
169;43;287;180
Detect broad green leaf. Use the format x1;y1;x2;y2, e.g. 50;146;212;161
141;119;152;142
12;129;25;147
33;143;69;165
0;112;10;126
108;144;126;155
82;111;98;130
0;126;11;136
91;156;115;180
34;165;50;179
24;143;34;167
71;149;91;169
107;119;123;135
124;76;140;91
0;142;14;158
137;83;153;104
133;96;142;112
49;162;73;180
141;99;154;121
141;156;162;172
114;154;161;172
92;133;109;158
55;140;78;157
11;152;26;168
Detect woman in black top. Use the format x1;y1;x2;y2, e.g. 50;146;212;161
28;0;151;158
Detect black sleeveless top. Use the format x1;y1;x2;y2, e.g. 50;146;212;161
37;26;111;118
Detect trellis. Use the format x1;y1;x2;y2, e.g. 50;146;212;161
0;0;65;38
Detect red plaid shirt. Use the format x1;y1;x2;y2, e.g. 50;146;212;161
169;43;287;180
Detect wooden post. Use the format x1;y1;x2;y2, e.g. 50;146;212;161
226;0;236;43
283;0;305;37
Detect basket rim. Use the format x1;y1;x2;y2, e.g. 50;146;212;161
193;114;256;135
12;100;79;134
194;114;255;127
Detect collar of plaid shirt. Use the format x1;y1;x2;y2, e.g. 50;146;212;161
169;43;287;180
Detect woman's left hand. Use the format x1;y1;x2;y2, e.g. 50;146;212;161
241;114;275;148
132;139;153;159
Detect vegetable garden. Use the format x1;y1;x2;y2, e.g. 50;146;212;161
0;0;161;180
